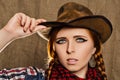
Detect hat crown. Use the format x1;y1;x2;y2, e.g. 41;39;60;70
57;2;93;22
38;2;112;43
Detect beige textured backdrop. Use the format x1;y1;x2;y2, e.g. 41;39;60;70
0;0;120;80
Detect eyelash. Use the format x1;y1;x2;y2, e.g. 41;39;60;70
76;38;87;43
56;38;87;44
56;39;66;44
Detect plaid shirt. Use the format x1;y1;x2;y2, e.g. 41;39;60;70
0;66;45;80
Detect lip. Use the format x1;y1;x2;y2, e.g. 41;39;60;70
67;58;78;65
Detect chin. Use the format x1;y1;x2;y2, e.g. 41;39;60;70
65;64;88;74
66;66;80;72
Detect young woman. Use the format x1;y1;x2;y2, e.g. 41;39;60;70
0;2;112;80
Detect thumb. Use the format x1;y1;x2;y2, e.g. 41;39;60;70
33;25;47;32
36;19;47;25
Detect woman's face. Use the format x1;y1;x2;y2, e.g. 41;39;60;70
53;28;96;77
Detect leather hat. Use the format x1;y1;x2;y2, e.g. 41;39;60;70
38;2;112;43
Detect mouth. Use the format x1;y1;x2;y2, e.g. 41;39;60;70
67;58;78;65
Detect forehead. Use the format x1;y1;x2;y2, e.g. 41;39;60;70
56;27;92;37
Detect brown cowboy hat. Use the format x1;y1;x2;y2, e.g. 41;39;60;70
37;2;112;43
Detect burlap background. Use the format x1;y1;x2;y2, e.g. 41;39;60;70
0;0;120;80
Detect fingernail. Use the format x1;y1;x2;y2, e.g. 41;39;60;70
22;22;25;26
24;28;28;32
23;29;26;32
30;29;33;32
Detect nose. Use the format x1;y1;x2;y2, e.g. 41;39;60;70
66;41;75;54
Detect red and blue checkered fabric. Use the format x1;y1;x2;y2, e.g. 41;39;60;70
48;63;103;80
0;66;44;80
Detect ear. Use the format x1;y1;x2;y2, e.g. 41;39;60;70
91;47;96;55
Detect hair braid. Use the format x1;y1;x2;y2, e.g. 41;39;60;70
46;59;54;80
89;30;107;80
94;52;107;80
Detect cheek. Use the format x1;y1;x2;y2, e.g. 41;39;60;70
76;43;95;59
55;45;67;61
55;45;64;52
54;42;67;54
55;46;66;57
79;46;95;55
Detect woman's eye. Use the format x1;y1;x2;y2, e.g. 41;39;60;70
56;39;66;44
76;38;87;43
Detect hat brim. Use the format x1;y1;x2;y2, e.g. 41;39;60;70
38;15;112;43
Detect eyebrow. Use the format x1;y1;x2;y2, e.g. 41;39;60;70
55;37;66;40
56;35;88;39
73;35;88;38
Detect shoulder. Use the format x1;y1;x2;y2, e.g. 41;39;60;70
25;66;45;80
0;66;45;80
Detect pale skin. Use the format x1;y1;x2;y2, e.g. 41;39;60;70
0;13;47;52
0;13;96;79
54;28;96;78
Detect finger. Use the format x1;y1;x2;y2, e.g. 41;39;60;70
29;18;36;32
23;16;31;32
32;19;47;32
36;19;47;25
33;25;47;32
21;14;27;26
16;13;27;26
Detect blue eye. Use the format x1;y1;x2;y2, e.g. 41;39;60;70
56;39;66;44
76;38;87;43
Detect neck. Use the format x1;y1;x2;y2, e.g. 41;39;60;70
72;65;88;79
